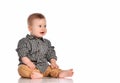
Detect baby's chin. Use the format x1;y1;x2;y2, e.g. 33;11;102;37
36;35;43;38
33;32;46;38
37;34;45;38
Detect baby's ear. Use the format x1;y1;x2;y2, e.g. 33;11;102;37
28;26;32;32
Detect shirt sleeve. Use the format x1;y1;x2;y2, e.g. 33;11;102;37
16;38;30;58
45;39;57;62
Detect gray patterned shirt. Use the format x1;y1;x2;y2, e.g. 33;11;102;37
16;34;57;73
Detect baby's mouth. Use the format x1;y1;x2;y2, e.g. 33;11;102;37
40;32;45;34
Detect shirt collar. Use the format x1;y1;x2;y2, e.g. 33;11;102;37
26;34;44;41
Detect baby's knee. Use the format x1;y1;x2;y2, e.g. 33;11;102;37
18;65;32;78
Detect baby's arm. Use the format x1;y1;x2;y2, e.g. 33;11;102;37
16;38;35;70
45;39;59;68
21;57;35;70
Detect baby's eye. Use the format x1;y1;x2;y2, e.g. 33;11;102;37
44;25;46;28
39;25;42;28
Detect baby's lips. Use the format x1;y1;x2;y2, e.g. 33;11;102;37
40;32;44;34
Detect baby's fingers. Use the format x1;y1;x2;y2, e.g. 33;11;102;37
55;64;59;69
50;65;54;68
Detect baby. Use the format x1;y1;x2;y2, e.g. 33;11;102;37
16;13;73;79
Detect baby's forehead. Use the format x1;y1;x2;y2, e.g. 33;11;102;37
33;17;45;20
35;18;45;20
32;18;46;24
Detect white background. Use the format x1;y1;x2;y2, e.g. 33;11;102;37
0;0;120;83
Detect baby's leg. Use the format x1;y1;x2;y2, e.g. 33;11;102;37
59;69;73;78
18;64;43;79
18;64;32;78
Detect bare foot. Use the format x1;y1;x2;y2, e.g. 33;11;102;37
59;69;73;78
31;72;43;79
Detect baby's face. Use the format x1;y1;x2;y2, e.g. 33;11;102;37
29;18;47;38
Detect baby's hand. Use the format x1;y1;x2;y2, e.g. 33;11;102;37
21;57;36;70
27;62;36;70
51;62;59;69
50;59;59;69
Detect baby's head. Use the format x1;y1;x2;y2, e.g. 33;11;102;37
27;13;47;38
